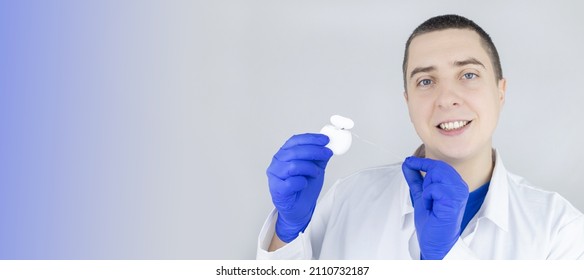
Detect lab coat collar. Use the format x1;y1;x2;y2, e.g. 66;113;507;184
477;149;509;232
398;146;425;228
399;173;414;228
398;146;509;232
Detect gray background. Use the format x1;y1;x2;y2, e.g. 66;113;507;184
207;0;584;259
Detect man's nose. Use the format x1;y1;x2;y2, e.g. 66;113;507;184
436;82;462;109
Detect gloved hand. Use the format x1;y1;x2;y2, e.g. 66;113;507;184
402;156;469;260
266;133;334;243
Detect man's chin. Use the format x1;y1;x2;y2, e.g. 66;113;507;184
423;145;474;163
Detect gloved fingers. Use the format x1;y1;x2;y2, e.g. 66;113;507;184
274;145;333;162
313;159;330;169
267;159;324;180
403;156;439;173
422;183;469;204
281;133;330;150
421;183;468;218
402;161;424;200
405;156;464;185
268;175;309;197
425;168;464;186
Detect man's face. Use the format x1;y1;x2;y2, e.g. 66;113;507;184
404;28;506;162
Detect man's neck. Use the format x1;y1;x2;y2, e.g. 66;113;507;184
449;149;494;192
417;145;495;192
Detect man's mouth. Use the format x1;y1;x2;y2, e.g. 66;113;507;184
437;120;472;131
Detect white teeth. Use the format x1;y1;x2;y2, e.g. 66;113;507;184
439;120;469;131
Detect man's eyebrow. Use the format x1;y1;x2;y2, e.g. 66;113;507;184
454;57;486;69
409;58;487;80
409;66;435;79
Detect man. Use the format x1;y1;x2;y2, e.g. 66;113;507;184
257;14;584;259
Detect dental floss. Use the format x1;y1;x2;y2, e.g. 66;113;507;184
351;131;405;163
320;115;405;162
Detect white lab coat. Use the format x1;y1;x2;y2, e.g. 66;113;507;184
256;150;584;259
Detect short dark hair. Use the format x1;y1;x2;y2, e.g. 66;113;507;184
402;14;503;90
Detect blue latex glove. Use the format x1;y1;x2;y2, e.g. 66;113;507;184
266;133;334;243
402;156;469;260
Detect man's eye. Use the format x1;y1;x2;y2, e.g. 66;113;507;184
463;73;477;79
418;79;432;87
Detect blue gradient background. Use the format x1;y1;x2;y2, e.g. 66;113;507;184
1;1;583;259
0;0;217;258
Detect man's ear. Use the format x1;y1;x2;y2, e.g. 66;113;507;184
498;78;507;106
403;91;409;102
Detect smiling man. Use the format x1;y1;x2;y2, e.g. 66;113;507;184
257;15;584;259
403;25;505;194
